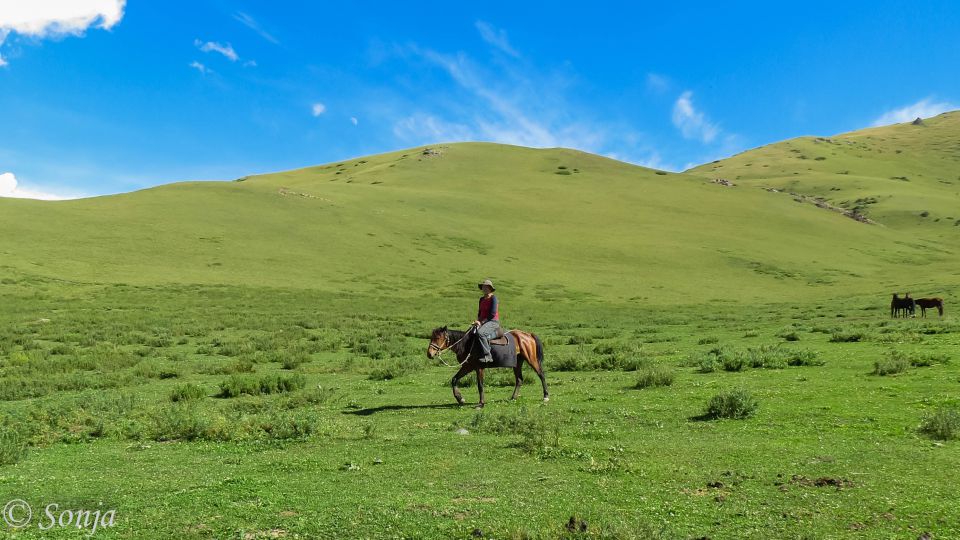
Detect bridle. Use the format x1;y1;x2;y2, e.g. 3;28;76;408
429;327;475;367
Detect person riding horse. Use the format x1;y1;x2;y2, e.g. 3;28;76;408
473;279;500;363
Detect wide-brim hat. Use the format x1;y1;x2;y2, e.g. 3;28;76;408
477;279;495;291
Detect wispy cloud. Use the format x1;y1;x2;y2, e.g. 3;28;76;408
393;45;603;149
350;116;358;126
189;61;211;75
233;12;279;45
0;0;125;66
311;103;326;117
646;73;670;93
393;114;474;142
871;97;957;126
372;42;668;170
195;39;238;62
672;91;720;143
0;172;77;200
475;21;519;57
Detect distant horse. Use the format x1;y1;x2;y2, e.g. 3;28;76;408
914;297;944;318
427;326;548;408
890;293;915;318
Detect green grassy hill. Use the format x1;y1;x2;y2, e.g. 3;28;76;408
2;130;959;302
689;110;960;234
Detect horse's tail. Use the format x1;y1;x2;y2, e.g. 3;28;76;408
533;333;544;365
939;299;945;316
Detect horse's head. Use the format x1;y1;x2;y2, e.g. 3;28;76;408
427;326;449;359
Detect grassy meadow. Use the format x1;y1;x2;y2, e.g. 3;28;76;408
1;115;960;538
0;276;958;538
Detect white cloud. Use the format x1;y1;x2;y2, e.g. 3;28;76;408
393;46;607;150
373;41;667;167
233;12;278;45
189;60;210;75
194;39;238;61
871;97;957;127
243;59;256;67
0;0;125;65
672;91;720;143
393;114;475;142
646;73;669;93
350;116;358;126
0;0;124;36
475;20;518;57
0;172;73;200
311;102;326;116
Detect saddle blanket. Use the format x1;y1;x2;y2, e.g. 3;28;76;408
475;331;518;368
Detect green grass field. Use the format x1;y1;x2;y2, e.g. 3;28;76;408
1;115;959;538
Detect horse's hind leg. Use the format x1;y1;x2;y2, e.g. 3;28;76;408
523;337;549;402
510;365;523;400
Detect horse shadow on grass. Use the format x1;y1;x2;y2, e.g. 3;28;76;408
342;403;461;416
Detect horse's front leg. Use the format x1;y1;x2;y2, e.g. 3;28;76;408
475;367;486;409
451;364;472;406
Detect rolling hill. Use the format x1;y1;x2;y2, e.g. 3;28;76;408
688;110;960;233
2;119;960;303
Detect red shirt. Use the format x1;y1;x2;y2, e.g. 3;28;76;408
477;295;499;322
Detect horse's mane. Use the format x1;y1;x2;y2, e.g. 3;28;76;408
431;327;469;342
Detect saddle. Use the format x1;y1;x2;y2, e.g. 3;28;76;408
489;327;508;346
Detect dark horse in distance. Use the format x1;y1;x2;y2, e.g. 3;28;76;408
914;297;945;318
891;293;915;318
427;326;548;408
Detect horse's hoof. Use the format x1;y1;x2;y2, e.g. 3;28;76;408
475;404;485;410
542;396;550;402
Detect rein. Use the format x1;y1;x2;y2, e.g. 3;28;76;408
430;327;475;367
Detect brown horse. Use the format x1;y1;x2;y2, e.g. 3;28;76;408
427;326;548;408
914;297;944;317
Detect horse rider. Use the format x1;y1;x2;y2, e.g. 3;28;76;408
473;279;500;363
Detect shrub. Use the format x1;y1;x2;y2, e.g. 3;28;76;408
170;383;207;402
0;429;26;465
217;373;306;398
830;331;866;343
919;408;960;440
779;331;800;342
698;336;719;345
908;351;950;367
692;346;734;373
552;353;582;372
873;352;909;376
151;404;210;441
634;366;674;389
368;358;420;380
196;359;254;375
786;349;825;366
743;345;786;369
703;389;758;419
257;409;321;440
469;407;563;457
281;350;309;370
722;354;746;372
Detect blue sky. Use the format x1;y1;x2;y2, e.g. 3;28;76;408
1;1;958;199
